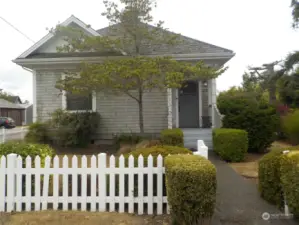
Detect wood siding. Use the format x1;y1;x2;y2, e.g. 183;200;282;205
0;108;24;126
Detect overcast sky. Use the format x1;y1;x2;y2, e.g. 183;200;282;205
0;0;298;103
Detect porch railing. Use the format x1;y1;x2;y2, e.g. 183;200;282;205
213;104;224;128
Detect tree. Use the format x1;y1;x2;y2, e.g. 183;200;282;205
55;0;225;134
291;0;299;28
248;61;285;105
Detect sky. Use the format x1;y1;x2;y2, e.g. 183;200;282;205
0;0;298;103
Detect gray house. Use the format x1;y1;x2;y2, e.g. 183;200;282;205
13;15;235;149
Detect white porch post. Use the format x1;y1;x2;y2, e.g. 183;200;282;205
198;80;203;127
209;79;217;128
167;88;173;129
32;70;37;122
208;79;214;128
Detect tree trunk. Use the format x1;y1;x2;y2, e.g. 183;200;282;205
269;84;277;105
138;88;144;134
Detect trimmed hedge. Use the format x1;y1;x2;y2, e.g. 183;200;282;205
123;145;192;166
161;128;184;147
213;128;248;162
280;151;299;217
165;155;217;224
258;146;299;207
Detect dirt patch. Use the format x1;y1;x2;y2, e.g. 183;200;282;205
229;153;263;179
229;141;294;180
269;140;293;150
1;211;171;225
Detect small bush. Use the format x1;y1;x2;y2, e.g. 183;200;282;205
258;146;299;207
0;141;54;166
49;109;99;147
165;155;217;224
113;133;144;145
25;122;50;144
161;128;183;147
213;128;248;162
280;151;299;217
282;110;299;145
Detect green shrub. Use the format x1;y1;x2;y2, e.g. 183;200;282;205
282;110;299;145
219;93;279;153
123;145;192;166
165;155;217;224
258;146;299;207
213;128;248;162
113;133;144;145
161;128;183;147
0;141;54;166
49;109;99;147
25;122;50;144
280;151;299;217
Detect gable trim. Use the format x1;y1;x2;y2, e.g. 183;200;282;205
17;15;102;59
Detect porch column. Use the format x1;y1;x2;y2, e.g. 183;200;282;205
32;70;37;122
198;80;202;127
208;79;217;128
167;88;173;129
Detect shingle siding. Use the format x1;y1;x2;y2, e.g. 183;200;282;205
36;71;62;121
35;71;168;138
96;89;168;139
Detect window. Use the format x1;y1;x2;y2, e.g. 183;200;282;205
64;92;94;111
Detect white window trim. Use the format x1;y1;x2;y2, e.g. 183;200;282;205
61;74;96;113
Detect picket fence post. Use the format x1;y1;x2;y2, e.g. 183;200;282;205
1;127;5;143
7;153;17;212
98;153;107;212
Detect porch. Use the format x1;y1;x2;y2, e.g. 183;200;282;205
167;79;223;149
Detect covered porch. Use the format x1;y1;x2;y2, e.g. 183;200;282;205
166;79;223;149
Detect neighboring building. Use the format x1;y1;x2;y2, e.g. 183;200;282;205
20;103;33;125
6;96;22;104
13;15;235;149
0;99;25;126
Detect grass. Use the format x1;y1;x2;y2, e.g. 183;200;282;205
0;211;171;225
229;141;293;180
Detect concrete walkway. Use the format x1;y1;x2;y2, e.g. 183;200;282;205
209;152;298;225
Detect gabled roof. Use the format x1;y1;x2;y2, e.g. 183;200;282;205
6;96;22;104
97;23;234;56
0;99;24;109
16;15;103;59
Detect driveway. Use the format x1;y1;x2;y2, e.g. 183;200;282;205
0;127;28;142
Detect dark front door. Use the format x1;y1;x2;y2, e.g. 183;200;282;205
179;81;199;128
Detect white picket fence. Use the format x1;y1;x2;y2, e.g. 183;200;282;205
0;153;168;215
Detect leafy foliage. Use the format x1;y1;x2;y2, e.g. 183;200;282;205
49;109;99;147
213;128;248;162
281;110;299;145
24;110;99;147
54;0;226;134
291;0;299;28
160;128;183;147
258;146;299;207
25;122;50;144
218;89;279;153
123;145;192;166
0;141;54;166
280;151;299;217
165;155;216;224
